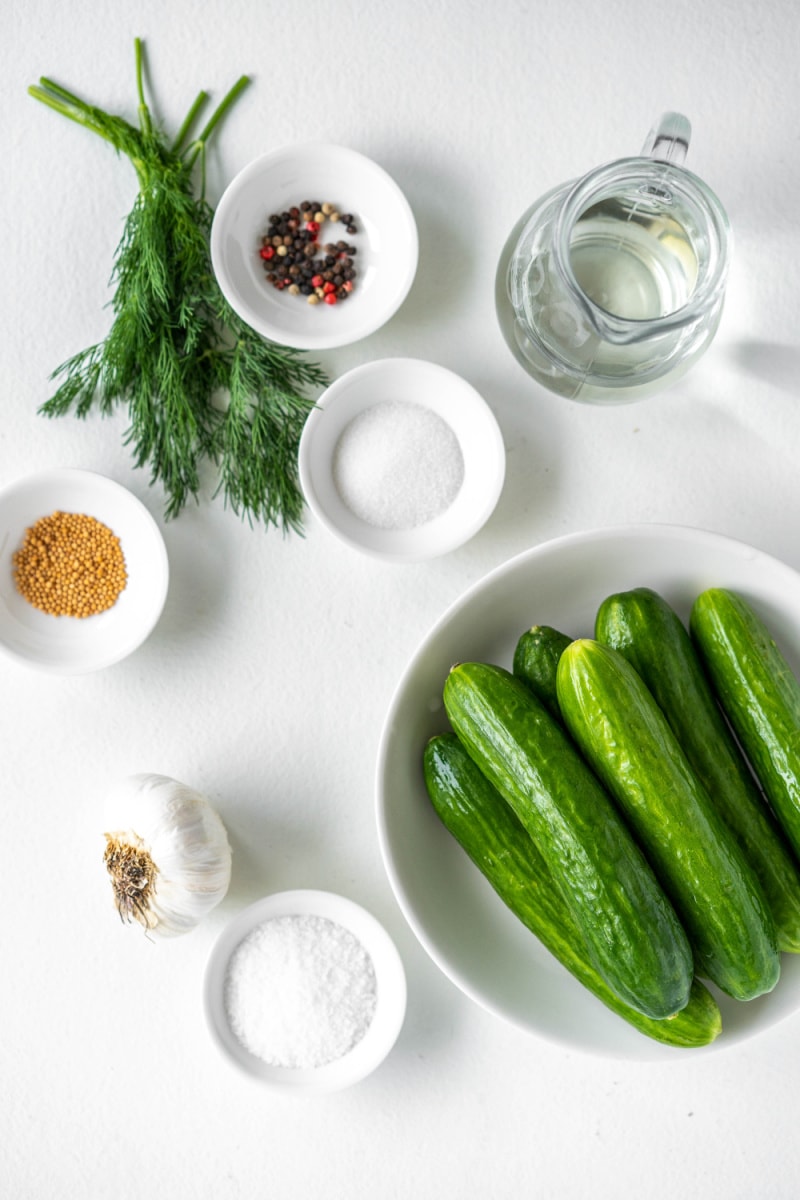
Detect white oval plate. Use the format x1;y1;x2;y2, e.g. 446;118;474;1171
0;469;168;674
210;142;418;350
376;524;800;1059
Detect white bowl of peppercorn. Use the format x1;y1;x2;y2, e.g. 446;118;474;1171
210;142;419;350
0;468;169;674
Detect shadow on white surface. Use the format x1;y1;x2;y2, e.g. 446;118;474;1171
730;340;800;397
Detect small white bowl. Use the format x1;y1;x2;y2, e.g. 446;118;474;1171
0;469;168;674
298;358;506;562
210;142;419;350
204;890;406;1093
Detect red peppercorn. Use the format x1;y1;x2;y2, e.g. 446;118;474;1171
322;281;336;294
260;246;275;260
343;279;354;292
324;292;337;305
306;220;320;234
311;274;324;288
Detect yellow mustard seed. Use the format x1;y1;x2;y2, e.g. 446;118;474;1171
12;510;128;618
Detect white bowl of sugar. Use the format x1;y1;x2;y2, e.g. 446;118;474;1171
204;889;407;1092
298;358;506;562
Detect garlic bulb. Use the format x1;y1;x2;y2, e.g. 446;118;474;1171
103;773;232;937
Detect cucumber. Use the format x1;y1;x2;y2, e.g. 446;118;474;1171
557;639;780;1001
442;661;693;1020
513;625;573;720
596;587;800;953
423;732;722;1048
691;587;800;864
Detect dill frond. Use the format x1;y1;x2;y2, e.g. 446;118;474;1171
29;38;327;531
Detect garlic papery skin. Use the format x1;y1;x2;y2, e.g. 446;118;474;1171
103;774;232;937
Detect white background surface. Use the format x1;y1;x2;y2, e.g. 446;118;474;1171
3;1;800;1197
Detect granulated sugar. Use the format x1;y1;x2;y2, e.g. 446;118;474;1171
332;399;465;530
223;914;378;1069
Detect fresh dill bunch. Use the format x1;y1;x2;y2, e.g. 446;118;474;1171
28;39;326;531
209;288;328;529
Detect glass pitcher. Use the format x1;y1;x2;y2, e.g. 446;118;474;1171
497;114;731;404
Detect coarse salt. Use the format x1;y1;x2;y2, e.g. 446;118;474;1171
332;399;465;530
223;914;377;1070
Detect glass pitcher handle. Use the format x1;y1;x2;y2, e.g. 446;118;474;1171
641;112;691;165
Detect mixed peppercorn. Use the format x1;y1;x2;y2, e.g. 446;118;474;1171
259;201;358;305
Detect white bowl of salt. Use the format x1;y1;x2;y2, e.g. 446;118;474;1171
298;358;506;562
204;890;407;1092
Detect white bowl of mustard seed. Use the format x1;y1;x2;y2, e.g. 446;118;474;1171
0;468;168;674
210;142;419;350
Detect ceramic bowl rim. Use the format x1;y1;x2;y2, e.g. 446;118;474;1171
210;141;419;350
297;356;506;562
0;467;169;674
203;888;407;1092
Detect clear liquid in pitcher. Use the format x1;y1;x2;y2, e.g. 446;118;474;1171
499;139;730;403
567;197;699;321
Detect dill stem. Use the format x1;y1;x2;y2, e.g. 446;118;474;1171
173;90;210;154
184;75;251;168
28;80;116;145
134;37;153;138
33;77;88;110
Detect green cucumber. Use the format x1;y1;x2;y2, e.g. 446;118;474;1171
691;587;800;865
423;732;722;1048
442;661;693;1020
513;625;573;720
596;587;800;953
557;639;780;1001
